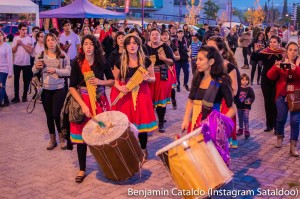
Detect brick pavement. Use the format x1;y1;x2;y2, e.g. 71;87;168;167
0;46;299;199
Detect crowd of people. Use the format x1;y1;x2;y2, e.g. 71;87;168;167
0;19;299;184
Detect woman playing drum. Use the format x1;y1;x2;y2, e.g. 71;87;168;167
69;35;114;183
181;46;236;163
111;33;157;161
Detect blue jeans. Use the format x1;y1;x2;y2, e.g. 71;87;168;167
0;72;9;103
237;109;250;131
276;96;300;141
175;61;189;86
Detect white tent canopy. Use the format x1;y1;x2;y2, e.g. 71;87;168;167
0;0;39;26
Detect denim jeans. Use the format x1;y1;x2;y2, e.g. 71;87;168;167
0;72;9;103
237;109;250;131
175;61;189;86
276;96;300;141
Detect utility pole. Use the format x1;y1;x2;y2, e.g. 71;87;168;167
142;0;144;31
179;0;182;23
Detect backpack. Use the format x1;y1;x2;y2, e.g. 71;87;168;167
27;51;44;114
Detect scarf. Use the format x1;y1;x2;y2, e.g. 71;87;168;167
259;47;285;55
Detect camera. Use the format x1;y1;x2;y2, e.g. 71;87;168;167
280;63;291;70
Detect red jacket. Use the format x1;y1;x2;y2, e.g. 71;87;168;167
98;28;112;43
267;65;300;100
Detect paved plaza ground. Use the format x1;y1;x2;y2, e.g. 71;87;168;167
0;45;299;199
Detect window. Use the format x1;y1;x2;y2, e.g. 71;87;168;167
12;27;18;34
174;0;199;6
3;26;10;34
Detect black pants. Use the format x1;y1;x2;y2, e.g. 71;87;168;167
171;88;176;101
156;106;166;125
138;133;148;149
13;65;33;98
41;88;66;134
230;48;236;54
242;47;249;65
250;61;262;84
77;144;87;171
261;77;277;130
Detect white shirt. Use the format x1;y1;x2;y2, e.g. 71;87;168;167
0;42;13;76
282;29;291;43
34;43;44;57
59;31;80;60
12;36;33;66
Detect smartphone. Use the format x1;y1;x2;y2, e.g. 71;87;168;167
280;63;291;70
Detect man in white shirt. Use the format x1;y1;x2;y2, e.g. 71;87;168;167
11;23;33;103
59;19;80;66
281;26;291;48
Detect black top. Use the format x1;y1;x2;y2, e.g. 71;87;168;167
172;38;189;62
108;49;122;69
248;39;267;61
146;43;174;66
188;78;233;108
236;86;255;110
70;60;114;88
102;35;114;60
170;42;178;53
258;53;283;78
226;62;241;100
226;33;238;48
115;57;152;79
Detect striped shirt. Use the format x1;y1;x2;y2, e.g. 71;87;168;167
191;41;202;60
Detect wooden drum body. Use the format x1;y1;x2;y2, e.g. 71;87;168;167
156;127;233;199
82;111;144;181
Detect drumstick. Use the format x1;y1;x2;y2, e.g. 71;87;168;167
91;117;106;128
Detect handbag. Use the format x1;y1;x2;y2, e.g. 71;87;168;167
68;90;86;123
287;89;300;112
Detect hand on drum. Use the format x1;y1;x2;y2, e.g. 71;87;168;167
81;104;91;118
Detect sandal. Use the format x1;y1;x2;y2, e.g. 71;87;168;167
75;175;86;183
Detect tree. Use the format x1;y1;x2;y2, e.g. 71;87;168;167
282;0;288;18
203;0;219;20
185;0;203;25
244;0;266;25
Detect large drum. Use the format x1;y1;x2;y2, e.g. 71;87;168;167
82;111;144;181
156;127;233;199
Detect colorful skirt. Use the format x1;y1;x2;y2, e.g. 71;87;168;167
221;99;237;148
110;81;157;133
70;88;110;144
149;70;172;108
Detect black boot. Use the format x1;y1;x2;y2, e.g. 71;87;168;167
158;123;165;133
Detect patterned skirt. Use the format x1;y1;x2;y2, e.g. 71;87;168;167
110;81;157;133
70;88;110;144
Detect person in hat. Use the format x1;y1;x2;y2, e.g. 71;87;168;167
111;33;158;161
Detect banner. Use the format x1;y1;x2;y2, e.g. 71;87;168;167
51;18;59;29
125;0;130;13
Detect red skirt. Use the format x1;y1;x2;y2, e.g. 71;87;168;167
149;71;172;107
110;81;157;133
221;99;237;148
70;88;110;144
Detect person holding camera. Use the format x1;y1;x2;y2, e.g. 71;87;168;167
32;33;71;150
248;31;266;85
267;41;300;157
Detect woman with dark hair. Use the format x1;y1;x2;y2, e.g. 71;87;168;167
161;29;180;109
183;24;191;45
182;46;236;164
152;21;158;29
32;33;71;150
69;34;114;183
248;31;266;85
207;36;240;148
111;33;157;161
0;30;12;107
146;28;175;133
258;35;285;133
108;31;125;70
267;41;300;156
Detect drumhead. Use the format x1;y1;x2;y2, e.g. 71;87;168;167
82;111;129;146
156;127;203;156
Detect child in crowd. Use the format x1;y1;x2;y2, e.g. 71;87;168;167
237;74;255;138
